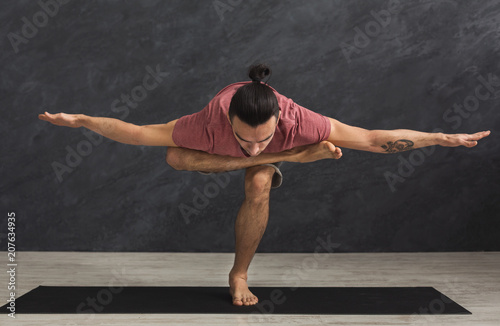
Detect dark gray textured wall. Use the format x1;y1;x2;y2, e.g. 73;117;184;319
1;0;499;252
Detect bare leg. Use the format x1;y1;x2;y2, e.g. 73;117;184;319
229;165;274;306
165;140;342;172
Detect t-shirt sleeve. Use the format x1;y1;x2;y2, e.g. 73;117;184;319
291;102;331;147
171;108;213;152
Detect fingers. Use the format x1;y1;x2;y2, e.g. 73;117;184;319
463;130;491;147
455;130;490;148
38;112;61;125
38;111;50;118
38;113;49;121
464;140;478;147
38;112;58;122
471;130;491;140
460;135;478;147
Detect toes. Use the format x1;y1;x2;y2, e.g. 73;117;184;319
242;296;258;306
233;296;259;306
232;298;243;306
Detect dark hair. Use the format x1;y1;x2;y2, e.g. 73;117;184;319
228;64;279;127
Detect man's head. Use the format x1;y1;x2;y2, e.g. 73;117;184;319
227;64;280;156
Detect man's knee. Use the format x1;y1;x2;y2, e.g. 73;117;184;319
245;166;274;200
166;147;183;170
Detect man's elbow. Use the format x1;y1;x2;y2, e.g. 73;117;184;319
132;125;145;146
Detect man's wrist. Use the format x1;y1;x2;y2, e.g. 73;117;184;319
435;132;446;146
76;114;87;128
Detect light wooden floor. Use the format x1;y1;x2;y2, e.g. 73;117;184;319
0;251;499;325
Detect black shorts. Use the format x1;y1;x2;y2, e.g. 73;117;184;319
257;162;283;188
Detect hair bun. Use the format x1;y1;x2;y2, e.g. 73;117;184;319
248;63;271;83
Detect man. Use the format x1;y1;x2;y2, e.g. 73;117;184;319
38;64;490;306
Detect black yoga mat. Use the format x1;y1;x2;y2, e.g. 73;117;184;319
3;286;470;315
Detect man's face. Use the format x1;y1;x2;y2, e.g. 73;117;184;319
228;112;280;157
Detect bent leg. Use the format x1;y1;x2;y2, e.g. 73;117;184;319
229;164;275;306
166;146;288;172
165;142;341;173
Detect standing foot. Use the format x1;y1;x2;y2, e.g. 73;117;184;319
228;274;258;306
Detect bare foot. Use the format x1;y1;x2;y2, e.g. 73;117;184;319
292;140;342;163
229;274;258;306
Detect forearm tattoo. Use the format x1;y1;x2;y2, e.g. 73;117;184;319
381;139;414;153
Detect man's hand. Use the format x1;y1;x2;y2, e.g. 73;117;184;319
289;141;343;163
439;130;491;148
38;112;83;128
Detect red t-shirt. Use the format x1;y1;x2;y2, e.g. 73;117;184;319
172;81;331;157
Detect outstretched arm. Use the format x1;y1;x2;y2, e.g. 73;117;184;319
38;112;179;147
326;117;491;153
